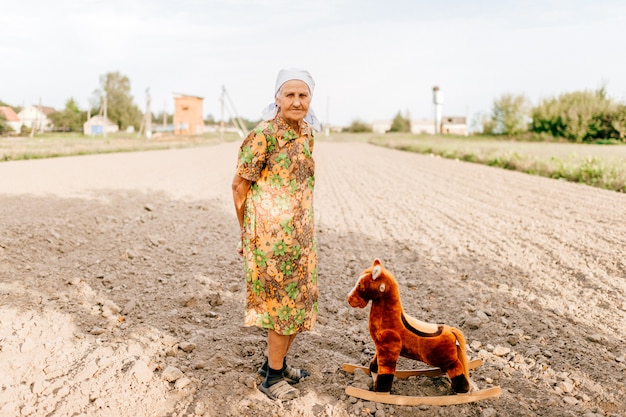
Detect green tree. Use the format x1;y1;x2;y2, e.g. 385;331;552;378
487;94;530;135
91;71;142;130
48;98;86;131
389;110;411;133
154;111;172;125
0;112;9;135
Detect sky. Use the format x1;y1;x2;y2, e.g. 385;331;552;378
2;0;626;128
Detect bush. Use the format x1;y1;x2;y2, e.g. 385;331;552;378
0;114;13;136
530;89;625;143
389;111;411;133
344;119;372;133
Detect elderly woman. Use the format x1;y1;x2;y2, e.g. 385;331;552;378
232;68;320;401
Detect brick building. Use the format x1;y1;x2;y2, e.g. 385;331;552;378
173;94;204;135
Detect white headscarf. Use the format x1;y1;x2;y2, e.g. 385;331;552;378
261;68;321;131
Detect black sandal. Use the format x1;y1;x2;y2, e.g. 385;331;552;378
258;363;310;384
258;380;300;401
282;364;309;383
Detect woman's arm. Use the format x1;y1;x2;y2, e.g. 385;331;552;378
232;174;252;230
232;174;252;256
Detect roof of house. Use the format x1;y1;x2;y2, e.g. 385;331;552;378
19;105;57;116
442;116;467;124
39;106;56;116
0;106;20;122
85;115;116;125
173;93;204;100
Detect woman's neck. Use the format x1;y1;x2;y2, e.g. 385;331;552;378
278;114;302;134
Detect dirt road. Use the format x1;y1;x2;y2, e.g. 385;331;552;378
1;141;625;417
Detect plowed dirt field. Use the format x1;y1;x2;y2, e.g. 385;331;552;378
1;141;625;417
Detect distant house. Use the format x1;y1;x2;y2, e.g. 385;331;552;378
18;105;56;132
411;120;436;135
371;120;391;134
0;106;22;133
441;116;468;136
372;117;467;135
173;94;204;135
83;115;119;136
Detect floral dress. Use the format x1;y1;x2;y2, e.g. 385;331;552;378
236;116;318;335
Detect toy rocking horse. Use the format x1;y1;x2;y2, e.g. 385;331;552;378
342;259;501;406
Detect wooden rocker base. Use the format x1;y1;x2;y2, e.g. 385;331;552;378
341;359;483;379
345;385;502;406
342;359;501;406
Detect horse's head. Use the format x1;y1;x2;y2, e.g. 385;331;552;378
347;259;395;308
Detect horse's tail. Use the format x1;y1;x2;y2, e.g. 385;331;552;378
450;327;470;382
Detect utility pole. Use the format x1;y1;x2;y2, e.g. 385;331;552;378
30;96;42;138
325;96;330;136
143;88;152;138
433;86;444;135
220;86;225;141
103;95;108;138
29;100;35;138
221;86;247;138
38;97;42;134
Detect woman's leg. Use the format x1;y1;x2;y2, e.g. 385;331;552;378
259;331;300;400
267;331;297;370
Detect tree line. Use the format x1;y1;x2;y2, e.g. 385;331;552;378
4;77;625;143
0;71;222;135
342;87;626;144
481;87;626;143
1;72;143;134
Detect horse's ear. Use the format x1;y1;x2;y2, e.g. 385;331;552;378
373;258;382;267
372;265;382;280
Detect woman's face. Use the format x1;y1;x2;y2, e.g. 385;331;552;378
276;80;311;124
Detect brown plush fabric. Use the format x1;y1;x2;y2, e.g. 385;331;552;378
348;259;470;393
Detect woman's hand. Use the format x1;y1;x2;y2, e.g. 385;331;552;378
237;228;244;256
